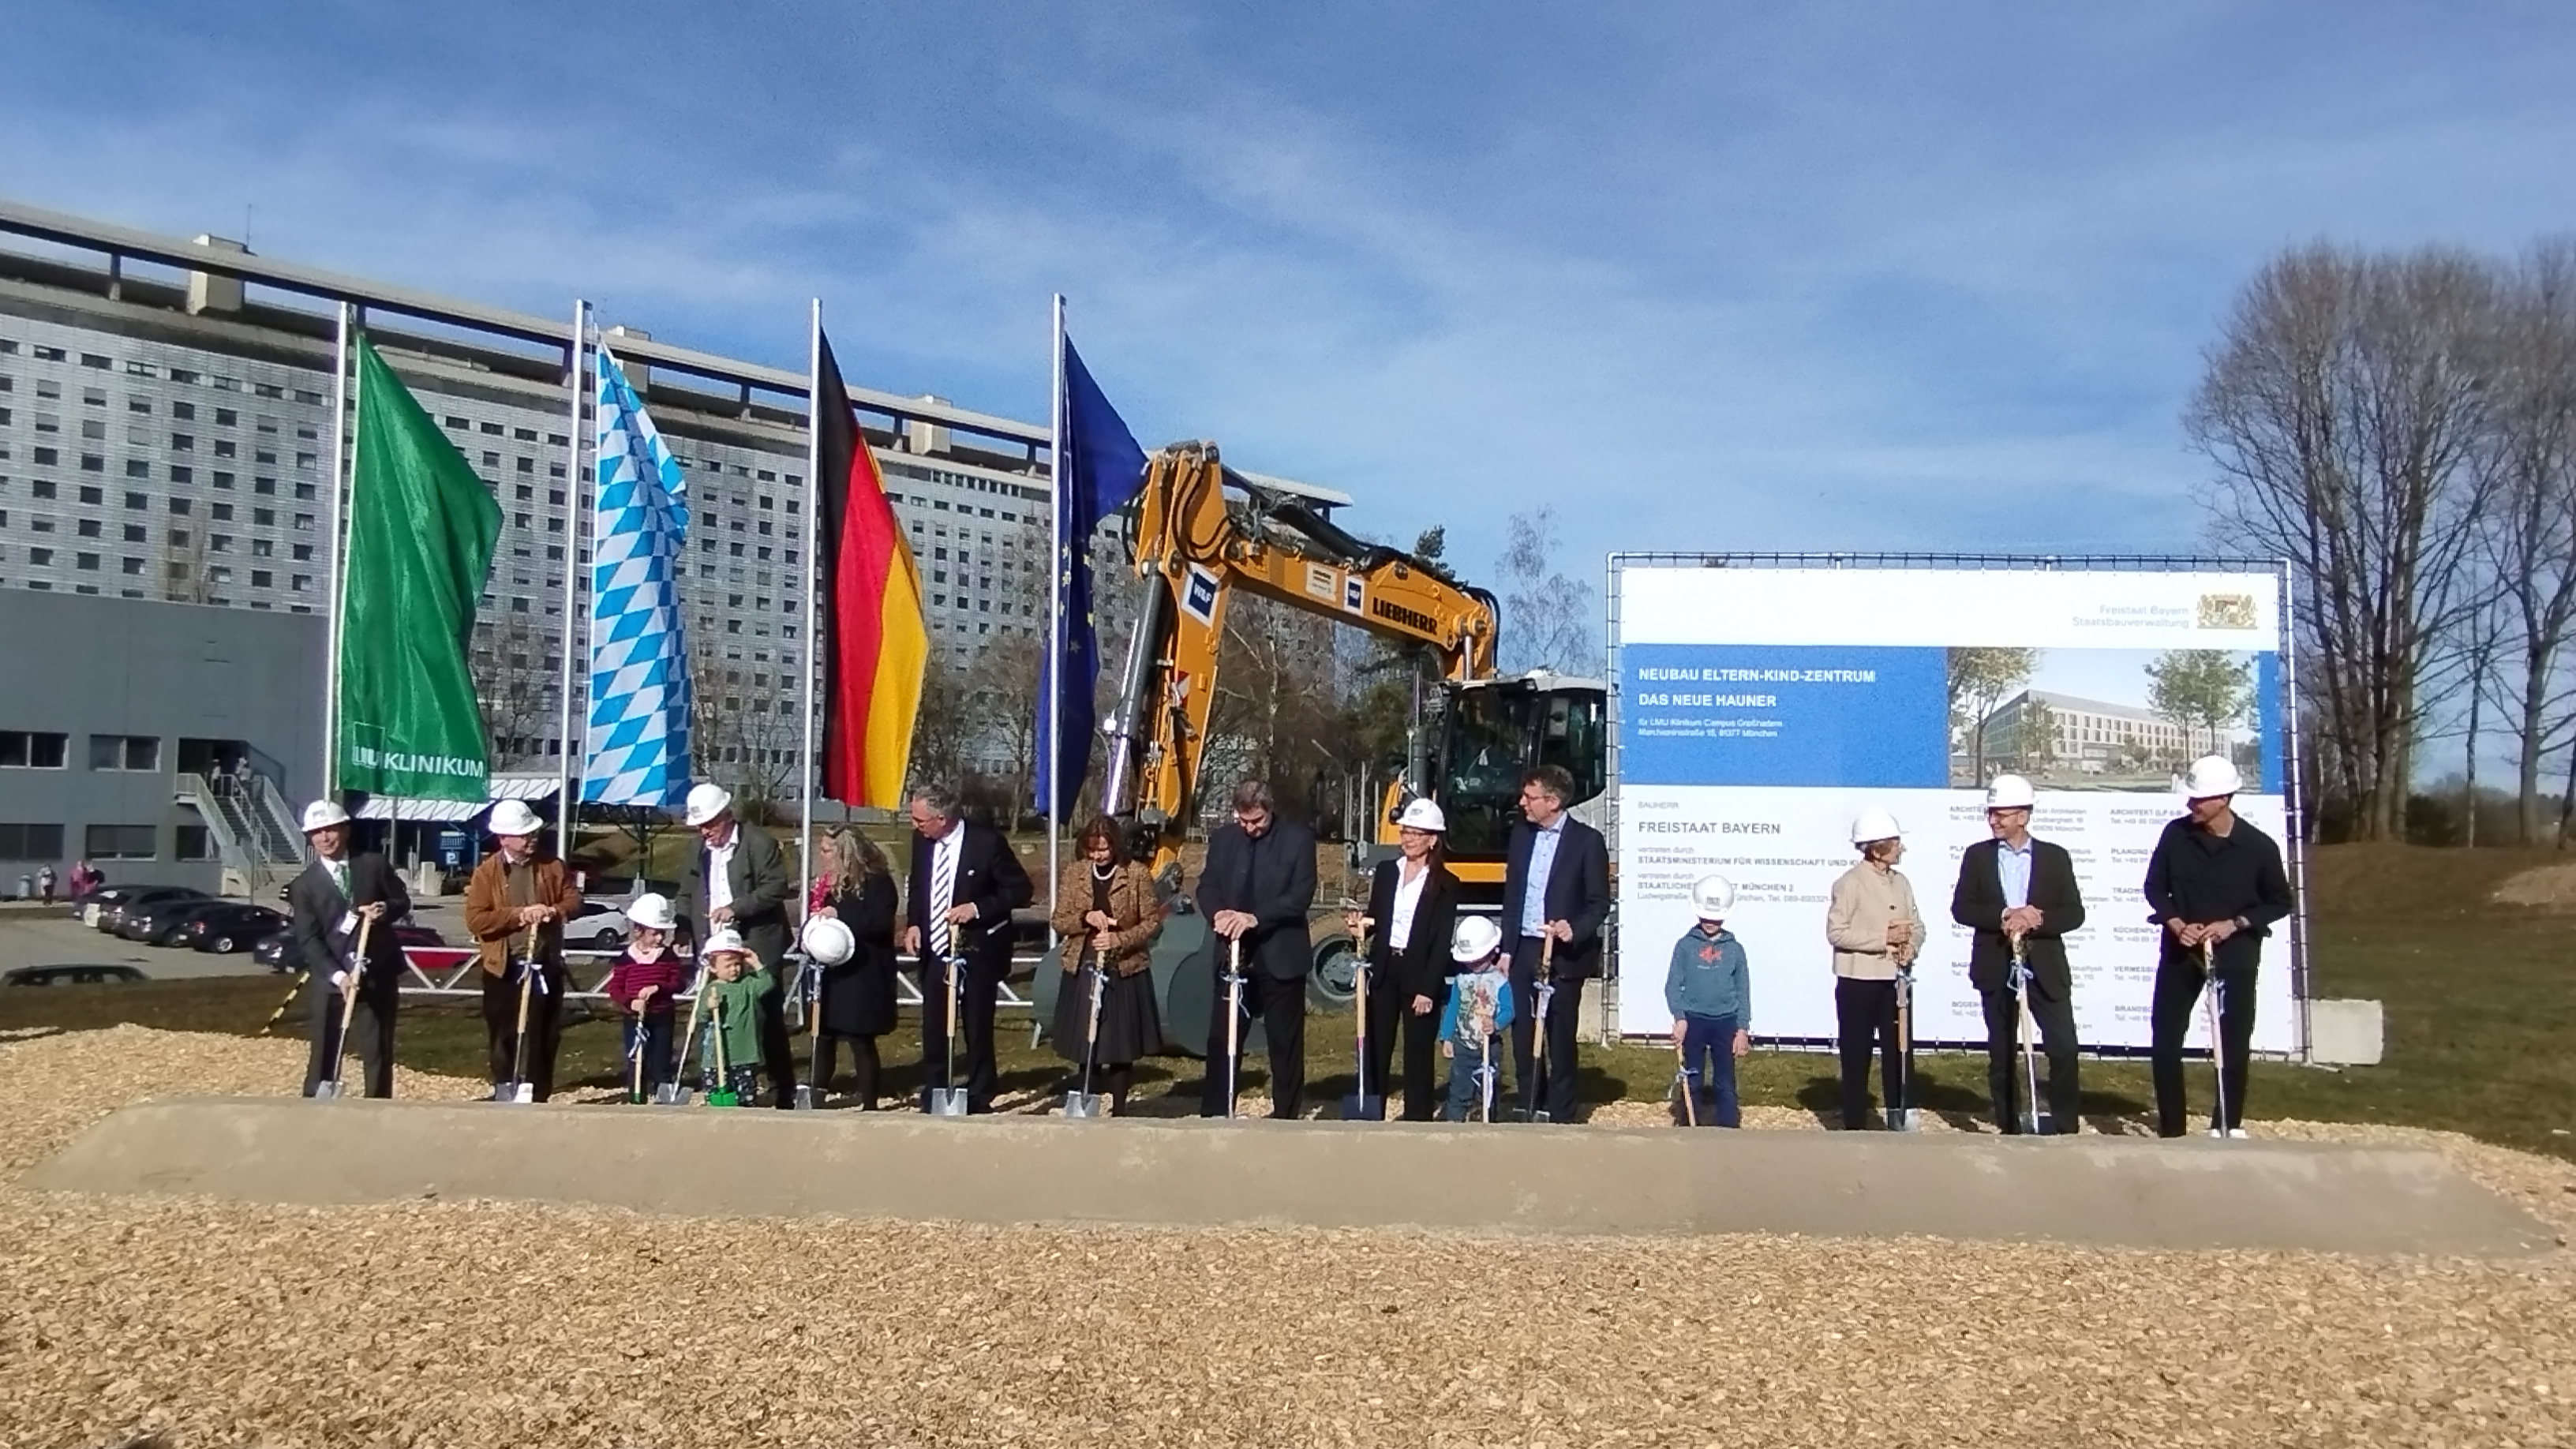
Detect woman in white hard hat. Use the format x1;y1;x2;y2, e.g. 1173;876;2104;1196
807;826;900;1110
1343;797;1462;1121
462;796;584;1103
1047;815;1165;1115
2144;754;2293;1139
1824;807;1926;1129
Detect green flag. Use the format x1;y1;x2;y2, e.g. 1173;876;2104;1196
335;334;503;801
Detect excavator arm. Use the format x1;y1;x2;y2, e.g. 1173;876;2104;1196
1099;440;1499;881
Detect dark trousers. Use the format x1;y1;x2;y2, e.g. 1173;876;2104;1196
481;964;564;1102
1201;968;1308;1118
1981;984;2079;1133
621;1013;675;1099
1365;979;1446;1121
814;1032;882;1107
757;968;798;1110
922;956;1002;1112
1507;938;1585;1121
302;976;395;1097
1678;1012;1741;1127
2151;950;2259;1135
1834;975;1911;1129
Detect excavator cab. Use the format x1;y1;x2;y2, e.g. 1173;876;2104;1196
1399;669;1608;896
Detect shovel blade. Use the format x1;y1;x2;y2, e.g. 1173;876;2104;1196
492;1081;534;1106
1339;1093;1387;1121
310;1080;346;1101
1520;1109;1552;1124
1061;1091;1103;1119
652;1084;691;1106
928;1088;970;1118
792;1084;819;1111
1890;1107;1919;1132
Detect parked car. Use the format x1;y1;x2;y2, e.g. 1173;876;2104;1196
250;920;460;975
4;964;148;987
87;885;204;931
567;900;632;951
251;930;297;974
120;897;227;943
99;888;210;937
179;903;291;953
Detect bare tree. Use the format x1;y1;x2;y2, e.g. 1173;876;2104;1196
2477;239;2576;843
1209;592;1344;820
2188;245;2504;840
1495;507;1596;675
472;613;554;768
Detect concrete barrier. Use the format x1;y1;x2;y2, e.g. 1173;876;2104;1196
23;1098;2555;1256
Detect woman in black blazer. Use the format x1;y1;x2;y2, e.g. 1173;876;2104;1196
1343;798;1461;1121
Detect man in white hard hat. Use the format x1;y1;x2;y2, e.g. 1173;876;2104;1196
676;781;798;1107
462;797;584;1102
1344;796;1459;1120
1825;807;1926;1129
287;799;410;1097
1950;774;2087;1134
2144;754;2293;1138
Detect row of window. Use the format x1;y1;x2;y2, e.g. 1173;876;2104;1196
0;337;320;402
0;732;163;770
0;822;210;862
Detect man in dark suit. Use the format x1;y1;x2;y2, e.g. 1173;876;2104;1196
1499;764;1610;1123
1950;773;2088;1134
676;782;797;1107
900;783;1034;1113
290;799;411;1098
1196;777;1320;1118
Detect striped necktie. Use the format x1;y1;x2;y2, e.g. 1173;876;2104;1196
929;840;958;958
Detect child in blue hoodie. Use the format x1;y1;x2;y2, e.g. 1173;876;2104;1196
1665;874;1751;1127
1437;915;1515;1122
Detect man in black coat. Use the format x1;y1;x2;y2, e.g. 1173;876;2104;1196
900;783;1034;1114
289;799;411;1098
1499;764;1610;1122
1949;774;2087;1134
676;782;798;1107
1196;777;1319;1118
2144;755;2295;1138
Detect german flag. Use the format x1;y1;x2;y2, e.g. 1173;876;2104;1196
812;332;927;807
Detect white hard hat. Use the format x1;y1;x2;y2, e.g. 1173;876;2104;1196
800;915;856;966
1984;774;2037;810
1690;874;1735;919
485;798;545;837
1450;914;1503;964
1850;807;1904;845
301;799;351;833
1395;798;1447;833
702;927;748;957
626;892;677;932
2182;755;2244;800
681;782;733;827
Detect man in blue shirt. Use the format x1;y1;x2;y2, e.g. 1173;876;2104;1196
1498;764;1610;1121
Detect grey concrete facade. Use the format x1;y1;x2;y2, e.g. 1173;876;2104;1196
0;588;321;892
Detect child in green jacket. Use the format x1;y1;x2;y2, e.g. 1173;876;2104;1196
698;929;769;1106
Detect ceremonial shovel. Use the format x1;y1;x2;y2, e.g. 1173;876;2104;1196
1672;1035;1697;1128
1338;918;1386;1121
492;926;541;1105
1889;966;1917;1132
706;991;739;1107
1219;937;1245;1120
2202;939;2230;1138
1522;935;1556;1123
2012;935;2043;1135
311;913;373;1101
927;937;971;1117
1062;950;1107;1120
792;960;822;1110
656;964;702;1106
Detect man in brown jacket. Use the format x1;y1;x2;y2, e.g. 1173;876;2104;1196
463;798;584;1102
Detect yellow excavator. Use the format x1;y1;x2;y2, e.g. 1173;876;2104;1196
1054;440;1606;1046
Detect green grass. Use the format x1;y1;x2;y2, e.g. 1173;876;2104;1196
5;842;2569;1158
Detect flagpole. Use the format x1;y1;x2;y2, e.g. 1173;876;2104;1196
798;298;822;914
321;302;354;799
1046;293;1066;931
554;300;587;853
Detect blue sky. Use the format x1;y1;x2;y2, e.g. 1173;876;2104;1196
4;2;2573;602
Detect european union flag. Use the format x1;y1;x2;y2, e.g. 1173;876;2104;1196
1035;334;1146;817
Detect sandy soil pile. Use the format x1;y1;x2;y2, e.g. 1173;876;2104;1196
2491;862;2576;909
2;1025;2571;1447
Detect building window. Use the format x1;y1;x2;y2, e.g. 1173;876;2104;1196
0;823;67;859
174;825;215;862
84;824;158;860
0;732;70;769
121;557;144;575
28;547;52;567
75;552;99;571
88;735;160;772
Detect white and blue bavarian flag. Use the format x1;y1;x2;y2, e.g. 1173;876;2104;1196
582;347;694;806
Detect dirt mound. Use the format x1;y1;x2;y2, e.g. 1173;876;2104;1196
2492;862;2576;909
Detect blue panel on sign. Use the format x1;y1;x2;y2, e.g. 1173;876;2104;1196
1619;645;1949;787
2256;650;2281;794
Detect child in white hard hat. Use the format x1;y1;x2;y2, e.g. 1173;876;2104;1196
697;928;769;1106
1665;874;1751;1127
1437;915;1516;1122
604;893;684;1103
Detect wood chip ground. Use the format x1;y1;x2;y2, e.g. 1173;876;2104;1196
2;1025;2571;1447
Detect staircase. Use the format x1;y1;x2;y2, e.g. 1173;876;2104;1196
175;773;306;897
